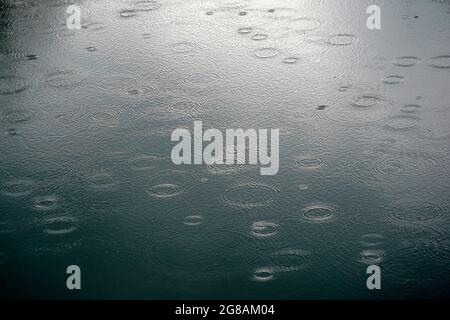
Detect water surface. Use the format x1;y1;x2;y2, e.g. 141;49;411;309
1;0;450;299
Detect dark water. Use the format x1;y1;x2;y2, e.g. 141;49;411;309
1;0;450;299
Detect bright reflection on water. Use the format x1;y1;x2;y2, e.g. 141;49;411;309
1;0;450;299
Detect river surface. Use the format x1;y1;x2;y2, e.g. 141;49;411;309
1;0;450;299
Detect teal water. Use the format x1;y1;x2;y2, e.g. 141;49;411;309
1;0;450;299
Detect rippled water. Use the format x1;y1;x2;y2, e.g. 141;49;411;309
1;0;450;299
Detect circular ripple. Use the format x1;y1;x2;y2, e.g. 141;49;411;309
134;95;205;120
360;233;384;247
323;95;391;123
96;76;138;91
272;249;309;272
252;267;275;282
294;155;323;170
401;104;422;114
68;106;125;127
251;34;268;41
349;159;385;189
120;9;138;18
301;204;336;223
351;94;382;108
91;110;121;123
384;115;420;131
289;17;321;32
164;204;240;232
0;76;29;95
429;55;450;69
147;184;181;198
282;57;299;64
42;216;78;235
45;70;85;89
393;56;421;67
326;34;357;46
385;202;446;224
168;98;204;115
238;27;253;34
132;0;161;11
253;47;281;59
145;170;199;199
374;151;442;177
88;172;117;190
382;75;404;85
33;195;59;212
181;72;222;85
170;42;196;53
220;184;279;207
250;221;279;238
359;249;385;264
120;85;157;97
338;85;352;92
182;215;204;226
0;179;35;197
